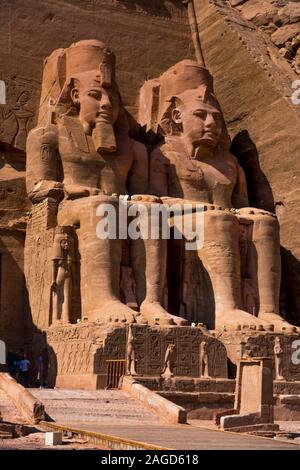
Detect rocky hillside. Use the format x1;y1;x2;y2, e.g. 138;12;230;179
229;0;300;74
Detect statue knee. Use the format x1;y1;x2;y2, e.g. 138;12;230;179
239;208;279;243
203;209;240;244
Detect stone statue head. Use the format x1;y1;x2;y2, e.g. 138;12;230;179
52;226;74;260
40;40;120;153
274;336;281;347
139;60;229;157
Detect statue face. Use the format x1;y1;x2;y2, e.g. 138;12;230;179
71;71;119;133
60;238;69;251
172;90;223;150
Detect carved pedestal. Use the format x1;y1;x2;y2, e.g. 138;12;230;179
26;324;228;389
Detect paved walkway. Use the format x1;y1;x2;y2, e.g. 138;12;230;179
30;388;300;450
55;422;300;450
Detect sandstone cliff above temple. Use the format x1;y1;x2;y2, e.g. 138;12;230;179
228;0;300;74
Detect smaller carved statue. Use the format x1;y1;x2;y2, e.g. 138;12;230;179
274;336;284;380
242;348;254;359
161;343;176;378
200;341;210;378
126;324;137;376
51;226;74;324
242;278;258;316
120;265;138;311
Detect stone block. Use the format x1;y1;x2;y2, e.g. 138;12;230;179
271;23;300;47
45;432;62;446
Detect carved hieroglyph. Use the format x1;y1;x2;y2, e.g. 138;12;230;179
42;324;228;381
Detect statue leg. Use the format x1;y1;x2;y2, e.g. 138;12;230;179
138;201;188;326
61;274;70;324
131;238;146;307
58;196;138;324
198;210;264;329
52;267;64;324
52;290;59;324
239;208;293;329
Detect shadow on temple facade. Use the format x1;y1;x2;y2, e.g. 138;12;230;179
231;130;300;326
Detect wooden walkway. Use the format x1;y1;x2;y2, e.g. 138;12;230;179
48;422;300;450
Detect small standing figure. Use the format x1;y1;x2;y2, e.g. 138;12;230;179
161;344;175;378
274;336;284;380
51;226;74;324
120;265;138;311
200;341;210;378
127;324;137;376
19;353;31;387
38;348;49;388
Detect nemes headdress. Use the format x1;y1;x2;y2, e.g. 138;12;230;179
138;60;219;133
38;40;116;126
52;225;74;260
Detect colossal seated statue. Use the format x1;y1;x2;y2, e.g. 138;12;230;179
26;40;151;325
26;40;187;327
139;60;294;331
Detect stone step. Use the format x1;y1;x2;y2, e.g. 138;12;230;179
0;390;20;423
29;388;160;425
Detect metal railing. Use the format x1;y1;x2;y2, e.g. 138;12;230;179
106;359;127;389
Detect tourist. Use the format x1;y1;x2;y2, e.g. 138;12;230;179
19;354;31;387
37;348;49;388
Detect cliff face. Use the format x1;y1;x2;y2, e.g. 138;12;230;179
194;0;300;324
229;0;300;75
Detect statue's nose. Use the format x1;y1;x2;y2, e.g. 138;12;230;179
205;113;216;128
100;93;112;112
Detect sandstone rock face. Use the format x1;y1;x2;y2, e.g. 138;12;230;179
195;0;300;324
229;0;300;74
278;2;300;25
0;142;29;350
271;22;300;47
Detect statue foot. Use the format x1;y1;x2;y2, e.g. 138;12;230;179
89;300;139;324
216;309;265;331
258;312;299;332
140;301;189;326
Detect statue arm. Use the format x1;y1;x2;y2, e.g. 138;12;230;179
51;259;58;288
128;139;149;195
232;161;249;208
26;125;64;203
149;147;169;196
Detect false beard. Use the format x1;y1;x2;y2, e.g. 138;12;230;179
92;119;117;154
